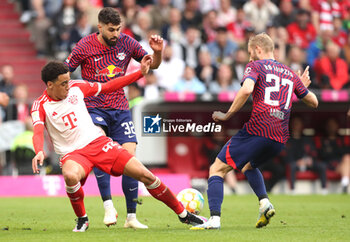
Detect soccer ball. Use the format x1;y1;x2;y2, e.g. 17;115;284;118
177;188;204;215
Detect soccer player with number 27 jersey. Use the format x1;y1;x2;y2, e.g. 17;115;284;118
192;33;318;230
31;60;207;232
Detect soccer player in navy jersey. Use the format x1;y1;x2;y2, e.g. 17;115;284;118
192;33;318;230
65;7;163;228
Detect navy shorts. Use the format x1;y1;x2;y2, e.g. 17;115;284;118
217;128;284;170
88;108;137;145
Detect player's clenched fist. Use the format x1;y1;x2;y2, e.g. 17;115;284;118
212;111;227;122
149;35;163;52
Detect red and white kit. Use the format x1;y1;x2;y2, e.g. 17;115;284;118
31;79;135;176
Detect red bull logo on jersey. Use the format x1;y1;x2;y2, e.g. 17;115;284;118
96;65;124;78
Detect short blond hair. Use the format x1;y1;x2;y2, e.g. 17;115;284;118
248;33;274;53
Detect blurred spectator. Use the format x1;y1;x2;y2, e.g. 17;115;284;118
181;0;203;31
311;0;341;32
269;27;288;64
0;92;9;123
226;7;251;46
315;118;350;193
198;0;220;13
216;0;237;27
287;45;317;88
144;71;160;100
30;0;62;56
0;65;15;97
51;0;79;56
102;0;120;8
68;12;98;52
242;26;256;50
272;0;296;28
174;66;206;94
128;82;143;109
0;93;9;108
243;0;279;33
10;117;35;175
149;0;172;31
195;50;218;88
332;17;347;48
285;116;327;194
231;48;249;82
119;0;141;29
19;0;32;24
202;10;219;43
206;26;238;66
154;45;185;91
306;29;333;67
161;8;185;44
209;64;238;93
314;42;349;90
287;45;306;72
76;0;100;27
5;84;30;122
176;26;202;68
286;8;317;50
344;34;350;65
131;11;152;42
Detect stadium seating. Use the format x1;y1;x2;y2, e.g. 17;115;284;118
0;1;45;99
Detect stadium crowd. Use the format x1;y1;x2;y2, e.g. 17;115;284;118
0;0;349;193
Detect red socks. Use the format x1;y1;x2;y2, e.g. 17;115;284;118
66;182;86;217
146;177;185;215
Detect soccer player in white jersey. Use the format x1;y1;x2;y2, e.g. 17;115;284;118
31;58;206;232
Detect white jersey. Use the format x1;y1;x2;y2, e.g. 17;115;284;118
31;80;103;156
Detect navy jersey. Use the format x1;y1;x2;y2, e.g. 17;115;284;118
65;32;147;110
242;59;309;144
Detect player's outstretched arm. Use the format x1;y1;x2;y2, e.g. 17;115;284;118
32;124;45;174
99;55;152;94
212;78;255;122
149;35;163;69
301;92;318;108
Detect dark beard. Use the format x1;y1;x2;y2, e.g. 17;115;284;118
102;35;117;47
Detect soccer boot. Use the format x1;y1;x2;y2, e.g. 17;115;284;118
73;217;89;232
190;216;221;230
179;212;208;226
104;207;118;227
124;217;148;229
256;199;275;228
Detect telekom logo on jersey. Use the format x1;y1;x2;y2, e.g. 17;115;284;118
62;112;78;129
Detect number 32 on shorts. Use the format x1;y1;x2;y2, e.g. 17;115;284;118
121;121;136;138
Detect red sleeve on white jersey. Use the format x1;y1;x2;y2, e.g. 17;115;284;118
31;95;47;127
69;80;102;97
31;95;47;154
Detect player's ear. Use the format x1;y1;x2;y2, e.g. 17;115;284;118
97;23;102;31
47;81;54;88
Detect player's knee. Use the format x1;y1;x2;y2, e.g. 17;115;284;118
210;158;229;176
63;170;80;184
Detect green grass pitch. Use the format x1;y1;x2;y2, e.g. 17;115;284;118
1;195;349;242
